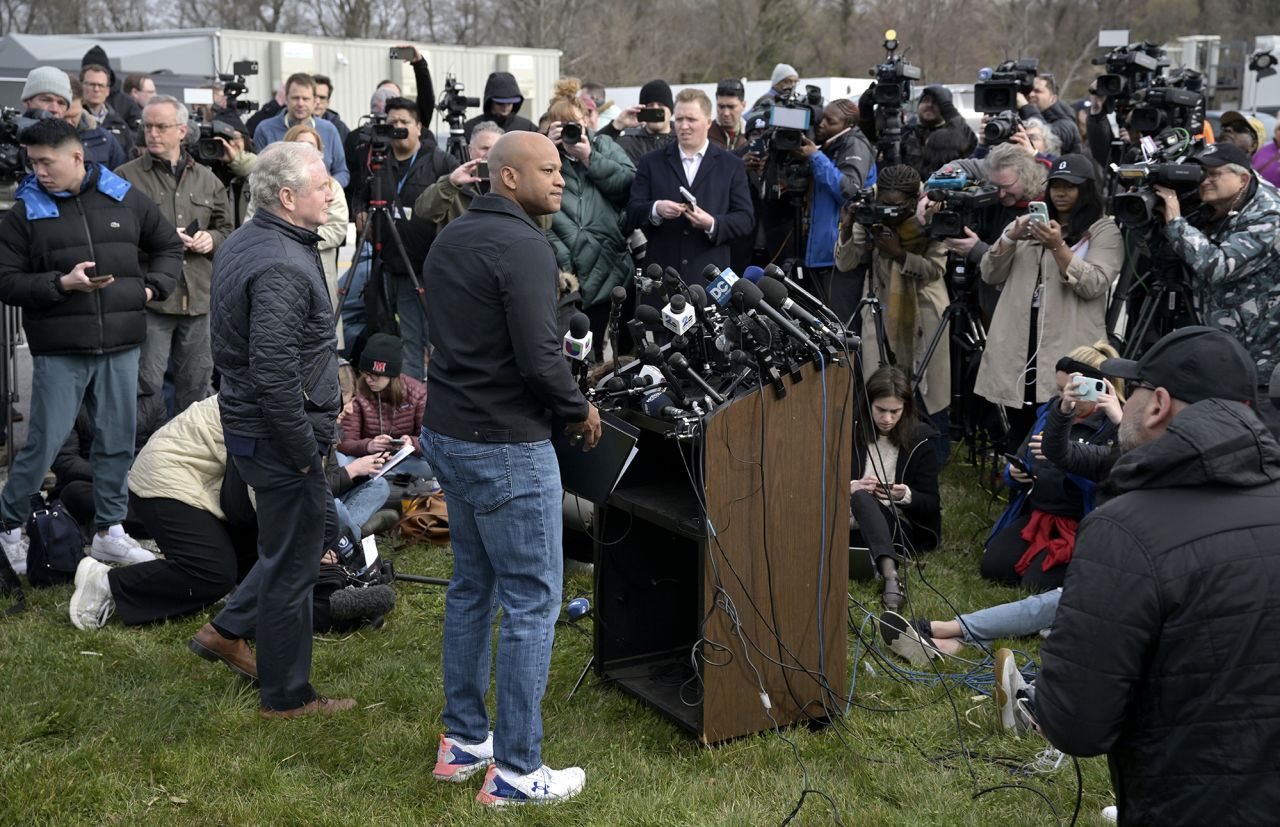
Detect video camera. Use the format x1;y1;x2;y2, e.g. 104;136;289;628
436;75;480;125
743;86;824;201
192;61;259;165
923;168;999;239
218;61;260;113
0;107;51;182
1110;129;1203;228
847;186;913;228
1091;41;1168;104
1127;68;1205;135
972;58;1038;146
867;29;921;165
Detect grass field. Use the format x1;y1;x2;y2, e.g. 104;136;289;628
0;454;1116;826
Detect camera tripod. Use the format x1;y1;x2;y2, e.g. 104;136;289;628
442;112;469;168
1107;237;1201;358
335;143;429;347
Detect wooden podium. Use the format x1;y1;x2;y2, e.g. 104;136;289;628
593;359;851;743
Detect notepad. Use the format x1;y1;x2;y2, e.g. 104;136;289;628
552;413;640;506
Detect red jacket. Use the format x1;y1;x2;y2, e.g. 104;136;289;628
337;374;427;456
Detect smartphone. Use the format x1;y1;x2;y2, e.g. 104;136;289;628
475;161;489;178
678;186;697;210
1072;377;1106;402
1002;453;1031;476
85;265;112;284
389;47;411;60
387;438;405;450
1027;201;1050;223
636;107;666;124
184;219;200;236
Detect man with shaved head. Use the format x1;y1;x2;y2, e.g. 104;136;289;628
420;130;600;805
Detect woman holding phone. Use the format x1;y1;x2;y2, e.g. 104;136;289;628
337;333;433;481
974;153;1123;449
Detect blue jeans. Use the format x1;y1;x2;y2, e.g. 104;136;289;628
395;275;427;381
334;476;390;542
955;588;1061;647
1;349;138;528
420;426;563;775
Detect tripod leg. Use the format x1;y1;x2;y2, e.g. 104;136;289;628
567;654;594;700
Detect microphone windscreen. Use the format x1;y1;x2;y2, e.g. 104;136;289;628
742;265;764;283
701;263;721;280
763;263;787;281
610;285;627;303
757;276;789;310
731;278;765;309
730;349;754;367
644;263;664;280
686;284;708;309
329;584;397;621
568;312;591;337
635;304;662;325
664;266;684;283
640;390;680;417
669;294;686;311
667;351;690;371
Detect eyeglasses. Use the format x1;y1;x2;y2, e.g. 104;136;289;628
1129;380;1156;393
82;81;109;90
143;123;179;133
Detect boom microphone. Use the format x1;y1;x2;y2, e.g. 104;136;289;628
757;276;834;336
731;279;818;352
329;584;397;621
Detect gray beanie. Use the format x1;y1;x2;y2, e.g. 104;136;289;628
22;66;72;105
770;63;799;86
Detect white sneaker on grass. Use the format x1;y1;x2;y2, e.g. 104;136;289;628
69;556;114;630
433;732;494;782
2;532;27;576
91;531;155;565
475;763;585;805
994;647;1036;734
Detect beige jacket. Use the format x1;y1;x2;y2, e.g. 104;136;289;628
128;396;230;519
834;223;951;415
974;216;1123;408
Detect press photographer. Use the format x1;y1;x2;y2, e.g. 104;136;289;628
599;79;675;164
1153;141;1280;433
351;98;458;380
414;121;502;230
860;81;975;179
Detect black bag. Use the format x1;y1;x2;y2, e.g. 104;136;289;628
25;495;85;587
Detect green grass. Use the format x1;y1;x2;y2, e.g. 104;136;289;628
0;456;1116;826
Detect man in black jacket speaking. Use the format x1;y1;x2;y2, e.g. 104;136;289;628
420;131;599;805
0;118;180;575
192;142;353;720
1032;327;1280;824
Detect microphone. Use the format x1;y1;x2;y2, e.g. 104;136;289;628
757;276;834;336
764;263;841;325
720;348;759;396
731;279;818;352
742;265;764;283
634;303;665;345
563;312;593;361
635;263;663;295
640;388;688;420
329;584;397;622
661;293;697;337
608;285;626;359
704;264;741;308
667;351;724;405
640;342;687;405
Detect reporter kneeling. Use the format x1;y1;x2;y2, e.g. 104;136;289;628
981;342;1121;591
849;366;941;611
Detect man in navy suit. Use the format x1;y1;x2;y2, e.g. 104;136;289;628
627;88;754;287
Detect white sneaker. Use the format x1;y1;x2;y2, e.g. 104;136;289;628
476;763;586;806
91;532;155;565
69;556;114;630
2;533;27;576
994;647;1034;734
433;731;494;782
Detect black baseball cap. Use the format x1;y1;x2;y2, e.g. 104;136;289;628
1191;141;1253;169
1101;326;1257;404
1046;153;1096;185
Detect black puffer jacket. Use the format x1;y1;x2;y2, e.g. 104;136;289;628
0;165;181;356
859;84;977;179
210;210;340;471
462;72;537;138
1036;399;1280;826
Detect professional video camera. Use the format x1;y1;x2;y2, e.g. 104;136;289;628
972;58;1038;146
1127;68;1205;136
0;107;50;182
218;61;260;113
743;85;824;200
194;118;242;163
846;186;913;228
365;110;409;159
1091;41;1168;105
867;28;921;164
1110;129;1203;228
436;75;480;125
923;170;999;239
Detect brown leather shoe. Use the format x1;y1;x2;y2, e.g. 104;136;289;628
188;622;258;682
259;696;357;720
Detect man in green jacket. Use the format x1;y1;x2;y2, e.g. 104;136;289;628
117;95;233;424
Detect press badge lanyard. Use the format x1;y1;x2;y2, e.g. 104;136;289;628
392;148;419;219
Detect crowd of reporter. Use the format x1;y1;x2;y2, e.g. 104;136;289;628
0;40;1277;815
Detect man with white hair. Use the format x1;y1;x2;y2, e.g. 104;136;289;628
117;95;233;425
188;142;354;719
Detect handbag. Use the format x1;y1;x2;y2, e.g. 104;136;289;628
397;491;450;544
25;495;86;587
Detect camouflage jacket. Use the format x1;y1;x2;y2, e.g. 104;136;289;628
1164;177;1280;382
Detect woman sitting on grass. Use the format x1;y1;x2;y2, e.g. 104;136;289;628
849;366;942;612
337;333;433;482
